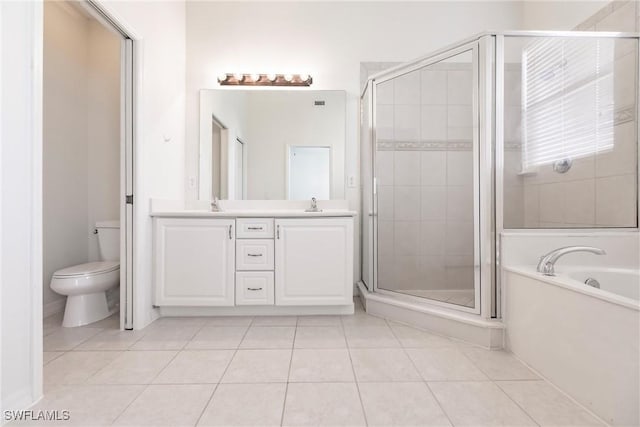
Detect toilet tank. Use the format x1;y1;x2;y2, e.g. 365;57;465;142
95;220;120;261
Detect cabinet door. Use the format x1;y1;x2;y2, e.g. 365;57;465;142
154;218;235;306
275;218;353;306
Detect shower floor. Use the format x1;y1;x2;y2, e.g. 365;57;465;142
392;289;475;308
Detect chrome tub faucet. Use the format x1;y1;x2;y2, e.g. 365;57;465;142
536;246;606;276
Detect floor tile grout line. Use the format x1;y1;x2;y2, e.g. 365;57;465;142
488;377;541;426
106;383;151;425
194;320;253;427
108;345;186;425
45;326;105;352
386;318;456;427
343;314;369;426
279;319;298;427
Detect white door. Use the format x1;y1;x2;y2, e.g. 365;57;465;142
275;218;353;305
154;218;235;306
288;146;331;200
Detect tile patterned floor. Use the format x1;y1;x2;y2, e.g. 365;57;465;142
29;299;604;426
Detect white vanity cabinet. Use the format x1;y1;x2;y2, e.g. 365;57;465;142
152;211;355;313
154;218;235;306
275;218;354;306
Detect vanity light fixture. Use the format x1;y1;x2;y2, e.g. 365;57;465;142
217;73;313;86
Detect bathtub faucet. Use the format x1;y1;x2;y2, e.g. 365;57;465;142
536;246;606;276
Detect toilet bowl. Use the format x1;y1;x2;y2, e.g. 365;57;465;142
50;220;120;327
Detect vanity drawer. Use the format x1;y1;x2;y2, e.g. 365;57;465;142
236;218;274;239
236;272;274;305
236;239;274;271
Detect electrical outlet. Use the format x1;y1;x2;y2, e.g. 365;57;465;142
348;175;357;188
188;176;196;189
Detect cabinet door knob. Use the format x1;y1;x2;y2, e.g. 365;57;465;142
276;225;280;239
229;225;233;239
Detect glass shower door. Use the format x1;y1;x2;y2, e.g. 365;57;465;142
373;44;480;311
361;83;374;289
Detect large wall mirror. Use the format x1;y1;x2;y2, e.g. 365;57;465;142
199;89;346;200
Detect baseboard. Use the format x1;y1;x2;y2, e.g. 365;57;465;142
159;303;355;317
0;387;38;426
43;298;65;318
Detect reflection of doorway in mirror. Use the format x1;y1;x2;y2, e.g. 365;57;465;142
287;146;331;200
235;138;245;200
211;119;223;199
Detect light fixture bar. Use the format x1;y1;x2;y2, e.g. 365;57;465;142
218;73;313;86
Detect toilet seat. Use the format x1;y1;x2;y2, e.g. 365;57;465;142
53;261;119;278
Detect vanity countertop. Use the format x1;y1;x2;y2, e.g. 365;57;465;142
150;209;358;218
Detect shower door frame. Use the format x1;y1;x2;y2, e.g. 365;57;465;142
366;35;497;318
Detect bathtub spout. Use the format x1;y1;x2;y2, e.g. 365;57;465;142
536;246;606;276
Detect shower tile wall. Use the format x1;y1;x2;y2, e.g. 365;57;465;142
375;63;474;297
503;37;638;229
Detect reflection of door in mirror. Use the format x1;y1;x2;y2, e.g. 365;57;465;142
235;138;245;200
288;146;331;200
211;119;223;199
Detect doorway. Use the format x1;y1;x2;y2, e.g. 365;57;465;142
42;0;136;332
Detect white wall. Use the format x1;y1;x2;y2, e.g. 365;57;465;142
521;0;610;30
97;0;186;329
0;0;43;417
87;19;121;261
42;2;90;314
185;1;525;282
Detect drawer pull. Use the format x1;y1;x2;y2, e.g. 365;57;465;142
247;226;263;230
247;287;263;291
247;253;263;257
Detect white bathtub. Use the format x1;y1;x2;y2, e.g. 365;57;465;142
504;265;640;426
561;268;640;302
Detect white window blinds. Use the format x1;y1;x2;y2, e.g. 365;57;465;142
522;38;615;171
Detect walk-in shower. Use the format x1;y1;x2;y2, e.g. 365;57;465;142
360;31;639;319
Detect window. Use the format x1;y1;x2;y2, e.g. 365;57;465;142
522;38;615;171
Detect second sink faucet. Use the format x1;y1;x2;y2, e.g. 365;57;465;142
211;196;221;212
536;246;606;276
305;197;321;212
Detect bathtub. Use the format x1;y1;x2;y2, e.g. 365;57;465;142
562;268;639;303
503;265;640;426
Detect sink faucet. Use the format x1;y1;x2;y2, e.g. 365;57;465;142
211;196;221;212
536;246;606;276
305;197;322;212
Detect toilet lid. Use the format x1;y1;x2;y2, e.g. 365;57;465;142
53;261;119;277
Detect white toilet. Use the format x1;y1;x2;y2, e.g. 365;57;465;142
51;220;120;327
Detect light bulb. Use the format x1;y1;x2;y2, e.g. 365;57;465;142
250;74;260;82
284;74;293;82
267;74;277;82
217;73;228;83
233;73;244;81
299;74;310;82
